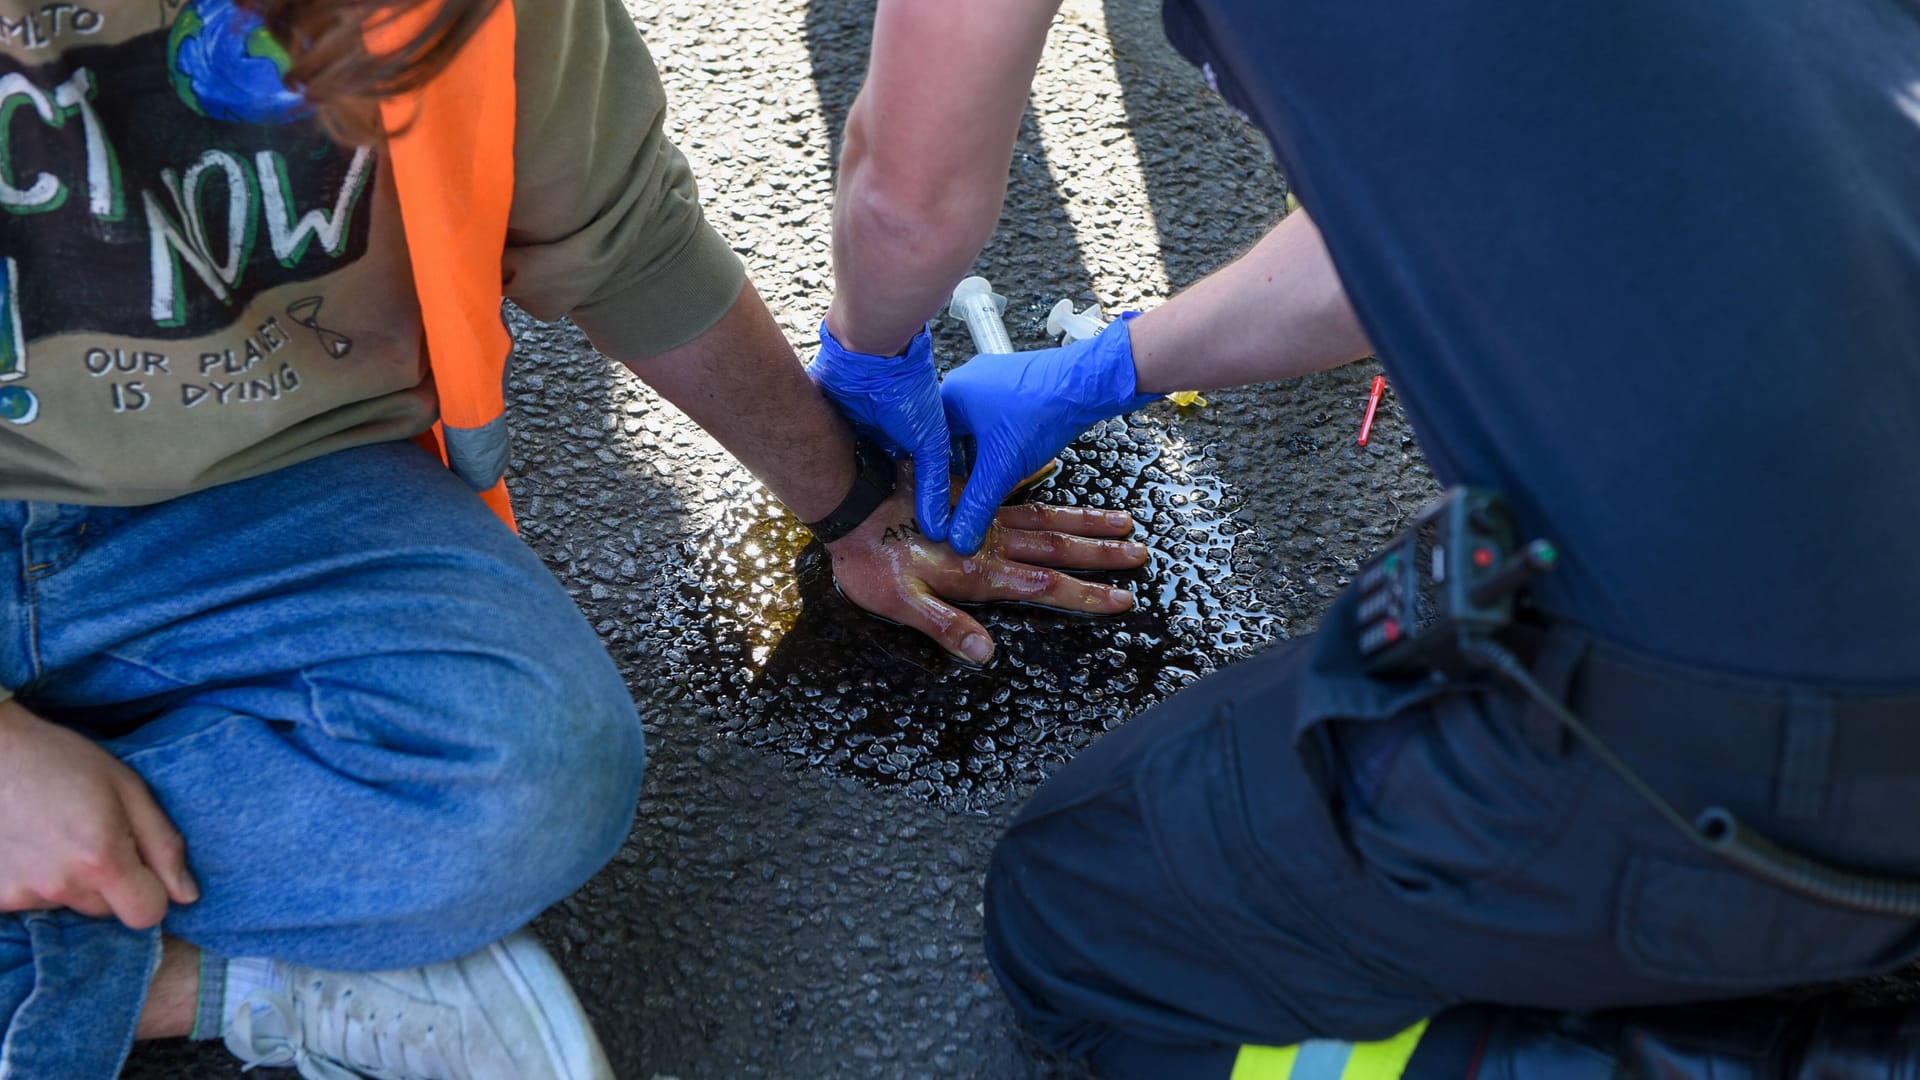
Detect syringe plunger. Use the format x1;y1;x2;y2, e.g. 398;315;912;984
1046;299;1106;344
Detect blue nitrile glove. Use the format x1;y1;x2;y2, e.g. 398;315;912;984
941;311;1161;555
808;321;951;540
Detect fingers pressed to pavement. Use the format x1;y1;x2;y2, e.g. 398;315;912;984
896;585;995;665
1027;570;1137;616
993;503;1138;539
937;558;1137;615
993;527;1148;571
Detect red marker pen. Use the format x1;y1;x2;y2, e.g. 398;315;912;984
1358;375;1386;446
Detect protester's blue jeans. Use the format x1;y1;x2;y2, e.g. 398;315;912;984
0;442;647;1079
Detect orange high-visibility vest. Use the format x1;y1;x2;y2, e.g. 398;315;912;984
368;1;519;527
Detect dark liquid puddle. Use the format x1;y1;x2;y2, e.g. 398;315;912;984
651;412;1282;810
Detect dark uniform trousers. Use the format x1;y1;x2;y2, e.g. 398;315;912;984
983;587;1920;1078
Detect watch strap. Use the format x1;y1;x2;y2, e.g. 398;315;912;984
802;437;896;543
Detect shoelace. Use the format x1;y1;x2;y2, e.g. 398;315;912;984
228;986;457;1080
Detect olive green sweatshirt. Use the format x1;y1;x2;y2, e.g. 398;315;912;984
0;0;745;505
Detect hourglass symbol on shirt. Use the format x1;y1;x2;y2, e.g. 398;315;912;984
286;296;354;359
0;259;38;425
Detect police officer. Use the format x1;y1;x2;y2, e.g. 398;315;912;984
809;0;1920;1076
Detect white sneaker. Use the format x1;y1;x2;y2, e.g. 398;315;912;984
222;929;614;1080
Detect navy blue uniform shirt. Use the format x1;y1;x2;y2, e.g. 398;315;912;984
1163;0;1920;682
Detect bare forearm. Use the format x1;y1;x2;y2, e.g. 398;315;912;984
823;0;1060;356
824;116;1003;355
624;281;854;521
1129;210;1373;394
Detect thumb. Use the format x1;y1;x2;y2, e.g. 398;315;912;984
911;436;951;541
940;387;975;440
949;460;1014;556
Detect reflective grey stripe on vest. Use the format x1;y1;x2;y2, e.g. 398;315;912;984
1286;1041;1354;1079
444;416;510;491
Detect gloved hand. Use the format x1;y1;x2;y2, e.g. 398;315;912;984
940;312;1161;555
808;322;951;541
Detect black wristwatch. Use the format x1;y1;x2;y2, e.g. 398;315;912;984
802;437;896;543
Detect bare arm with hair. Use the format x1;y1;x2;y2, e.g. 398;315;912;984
823;0;1063;355
827;0;1369;386
624;282;859;523
1128;209;1373;393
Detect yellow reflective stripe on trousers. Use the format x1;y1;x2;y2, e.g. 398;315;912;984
1230;1020;1429;1080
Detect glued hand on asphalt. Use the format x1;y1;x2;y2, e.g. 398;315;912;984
0;699;199;930
824;464;1149;666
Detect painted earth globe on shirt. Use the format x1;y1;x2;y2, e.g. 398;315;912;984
166;0;311;125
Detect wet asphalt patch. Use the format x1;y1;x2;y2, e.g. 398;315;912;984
655;412;1279;812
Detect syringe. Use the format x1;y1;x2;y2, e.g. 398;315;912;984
947;275;1046;486
948;276;1015;356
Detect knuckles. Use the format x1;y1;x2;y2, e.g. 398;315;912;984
989;565;1055;596
1033;533;1072;560
146;833;187;871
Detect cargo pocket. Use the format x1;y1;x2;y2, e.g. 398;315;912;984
1286;590;1451;867
1289;588;1593;898
1336;688;1600;901
1617;852;1920;991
